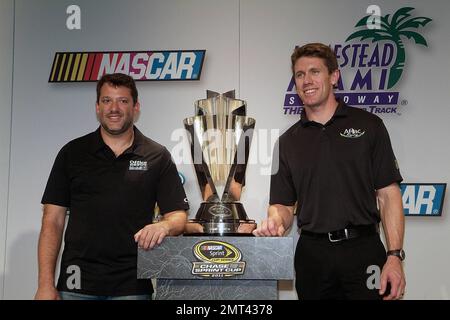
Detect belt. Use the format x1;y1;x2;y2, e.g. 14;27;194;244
301;224;379;243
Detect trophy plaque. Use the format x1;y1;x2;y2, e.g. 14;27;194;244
184;90;256;236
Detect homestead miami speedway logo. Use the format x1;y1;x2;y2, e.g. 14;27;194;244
49;50;205;82
284;7;432;115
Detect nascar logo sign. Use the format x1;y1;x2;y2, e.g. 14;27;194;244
49;50;205;82
401;183;446;216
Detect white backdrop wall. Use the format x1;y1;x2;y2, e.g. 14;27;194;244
1;0;449;299
0;0;14;301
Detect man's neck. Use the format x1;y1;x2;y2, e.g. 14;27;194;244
304;96;339;125
100;127;134;157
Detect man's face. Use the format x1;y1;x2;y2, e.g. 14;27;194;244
96;83;139;136
294;56;339;109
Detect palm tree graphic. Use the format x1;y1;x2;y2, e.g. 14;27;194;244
346;7;431;89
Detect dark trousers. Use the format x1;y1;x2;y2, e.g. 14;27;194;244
295;233;387;300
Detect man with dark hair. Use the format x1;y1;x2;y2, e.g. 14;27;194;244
35;73;188;300
254;43;406;300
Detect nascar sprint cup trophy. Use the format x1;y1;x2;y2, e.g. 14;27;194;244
184;90;256;235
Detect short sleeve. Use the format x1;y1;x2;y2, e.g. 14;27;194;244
269;138;297;206
41;145;71;207
372;121;403;189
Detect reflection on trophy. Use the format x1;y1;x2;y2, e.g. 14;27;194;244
184;90;256;236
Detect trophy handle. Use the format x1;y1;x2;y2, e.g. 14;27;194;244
199;158;220;202
222;116;255;202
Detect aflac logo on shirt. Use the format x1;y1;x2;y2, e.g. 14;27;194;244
284;7;432;116
340;128;365;138
129;160;148;171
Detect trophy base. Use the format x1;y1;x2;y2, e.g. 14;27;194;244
184;233;254;237
183;202;257;236
184;220;257;236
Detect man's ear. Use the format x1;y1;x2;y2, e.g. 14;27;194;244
331;69;340;87
133;101;141;122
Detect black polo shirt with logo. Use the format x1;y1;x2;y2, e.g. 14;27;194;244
270;100;402;233
42;126;189;296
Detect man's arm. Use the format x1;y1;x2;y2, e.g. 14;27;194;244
376;182;406;300
35;204;67;300
253;204;295;237
134;210;187;250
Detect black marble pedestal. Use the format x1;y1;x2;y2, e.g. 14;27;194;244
138;236;294;300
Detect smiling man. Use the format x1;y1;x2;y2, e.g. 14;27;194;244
253;43;406;300
35;73;188;300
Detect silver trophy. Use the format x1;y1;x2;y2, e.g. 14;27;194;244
184;90;256;236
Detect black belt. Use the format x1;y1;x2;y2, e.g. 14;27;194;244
301;224;379;242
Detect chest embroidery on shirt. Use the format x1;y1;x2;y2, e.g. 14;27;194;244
340;128;365;138
129;160;148;171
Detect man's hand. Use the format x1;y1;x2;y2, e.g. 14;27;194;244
34;286;61;300
134;222;170;250
252;204;294;237
238;222;257;234
134;210;187;249
253;215;285;237
379;256;406;300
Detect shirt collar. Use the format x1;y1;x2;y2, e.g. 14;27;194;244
130;127;146;157
300;98;348;127
90;126;146;157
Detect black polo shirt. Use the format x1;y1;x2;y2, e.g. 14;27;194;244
270;100;402;233
42;126;189;296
